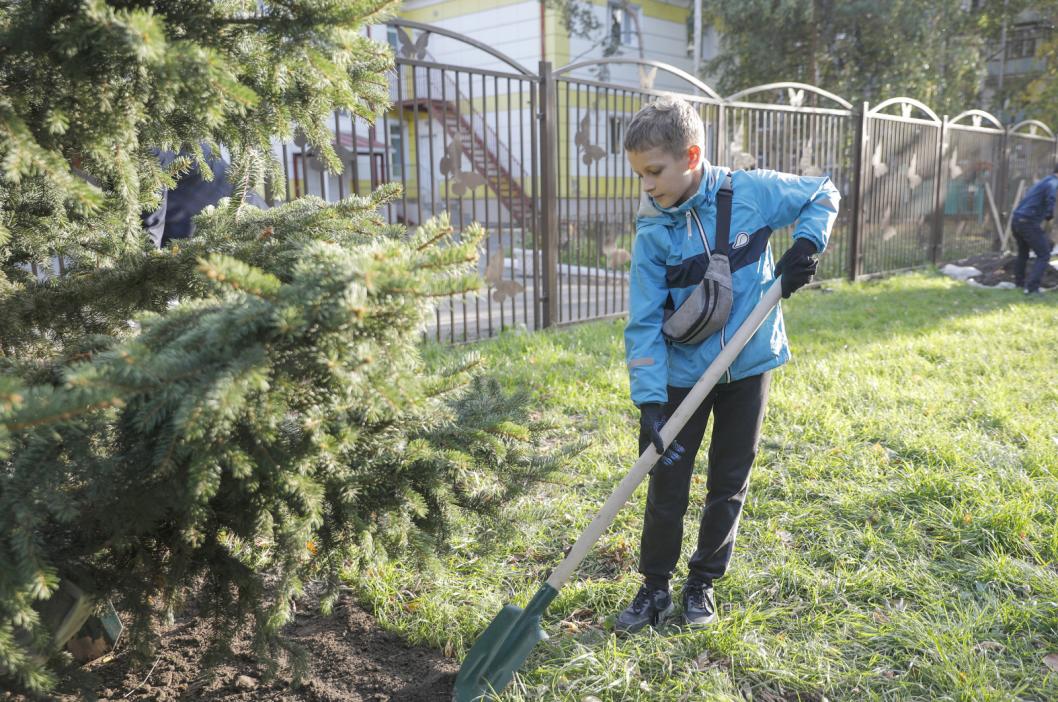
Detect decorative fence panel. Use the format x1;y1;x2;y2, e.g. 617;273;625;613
939;110;1007;261
275;19;1058;342
1004;121;1058;216
721;84;855;281
854;99;944;276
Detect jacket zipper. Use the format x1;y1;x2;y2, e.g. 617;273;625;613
689;207;731;383
721;322;730;383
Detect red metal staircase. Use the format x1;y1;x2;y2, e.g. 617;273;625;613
395;68;534;227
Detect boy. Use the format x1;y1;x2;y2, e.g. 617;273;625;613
616;97;840;633
1010;164;1057;295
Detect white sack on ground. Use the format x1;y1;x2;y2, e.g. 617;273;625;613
940;264;982;281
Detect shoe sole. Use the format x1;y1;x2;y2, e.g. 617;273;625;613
614;602;675;635
682;611;716;629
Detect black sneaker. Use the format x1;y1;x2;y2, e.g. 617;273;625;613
681;580;716;628
615;585;674;634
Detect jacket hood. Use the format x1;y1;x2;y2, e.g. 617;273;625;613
637;163;729;223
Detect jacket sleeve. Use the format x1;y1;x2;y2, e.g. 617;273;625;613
1045;177;1057;220
624;222;670;406
750;170;841;253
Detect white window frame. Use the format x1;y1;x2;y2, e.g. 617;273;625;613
607;2;641;49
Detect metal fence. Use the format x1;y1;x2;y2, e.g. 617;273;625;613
547;59;721;327
720;83;856;281
279;19;1058;342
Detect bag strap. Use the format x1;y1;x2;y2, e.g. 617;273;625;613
715;173;733;256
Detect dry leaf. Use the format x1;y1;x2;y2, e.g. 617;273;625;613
575;112;591;146
484;253;503;286
1044;652;1058;673
907;153;922;190
691;651;729;671
492;280;524;303
581;144;606;165
604;247;631;268
889;598;907;611
871;143;888;178
732;151;756;171
638;65;657;90
460;171;487;189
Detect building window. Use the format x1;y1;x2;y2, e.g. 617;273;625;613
386;26;399;53
388;123;403;179
607;2;640;48
1006;25;1040;61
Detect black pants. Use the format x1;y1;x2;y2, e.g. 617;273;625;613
638;372;771;590
1011;217;1053;292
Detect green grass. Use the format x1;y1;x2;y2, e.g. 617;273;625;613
350;272;1058;701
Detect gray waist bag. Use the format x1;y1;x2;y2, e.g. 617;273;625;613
662;175;733;344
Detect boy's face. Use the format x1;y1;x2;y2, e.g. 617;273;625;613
627;144;702;209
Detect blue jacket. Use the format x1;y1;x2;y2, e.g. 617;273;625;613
625;164;840;405
1012;174;1058;225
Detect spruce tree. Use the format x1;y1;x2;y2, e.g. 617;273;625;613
0;1;558;694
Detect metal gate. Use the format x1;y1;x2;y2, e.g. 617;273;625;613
280;19;544;343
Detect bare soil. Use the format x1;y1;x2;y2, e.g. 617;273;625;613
8;595;457;702
952;251;1058;288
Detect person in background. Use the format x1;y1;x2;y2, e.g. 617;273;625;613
142;146;266;248
1010;164;1058;295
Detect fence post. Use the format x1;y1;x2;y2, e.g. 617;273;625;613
994;127;1010;251
538;61;559;328
930;116;948;265
847;102;868;281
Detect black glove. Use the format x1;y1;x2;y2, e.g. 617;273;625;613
773;238;819;298
639;403;685;468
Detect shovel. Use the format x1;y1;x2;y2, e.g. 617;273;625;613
453;277;785;702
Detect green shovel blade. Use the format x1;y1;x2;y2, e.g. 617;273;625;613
453;584;558;702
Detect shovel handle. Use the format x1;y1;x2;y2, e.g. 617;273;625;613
544;278;784;591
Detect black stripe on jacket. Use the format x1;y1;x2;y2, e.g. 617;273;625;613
664;225;774;288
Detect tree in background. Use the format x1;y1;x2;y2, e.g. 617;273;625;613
0;1;559;694
1018;7;1058;126
699;0;1036;115
547;0;647;81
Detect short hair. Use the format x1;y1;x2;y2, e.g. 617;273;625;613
624;97;705;158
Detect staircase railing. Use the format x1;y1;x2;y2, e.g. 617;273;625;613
395;58;529;199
